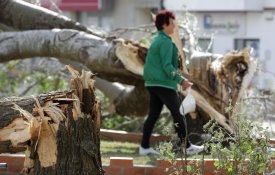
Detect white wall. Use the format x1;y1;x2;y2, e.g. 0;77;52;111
112;0;159;29
112;0;135;28
264;0;275;8
195;12;246;36
163;0;186;11
212;36;233;54
246;12;275;82
165;0;263;11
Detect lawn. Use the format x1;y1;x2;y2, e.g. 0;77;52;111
100;140;159;165
100;140;207;166
100;139;275;166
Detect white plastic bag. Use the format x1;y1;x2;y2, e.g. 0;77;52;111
179;88;196;115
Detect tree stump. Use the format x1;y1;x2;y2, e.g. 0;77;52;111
0;66;103;175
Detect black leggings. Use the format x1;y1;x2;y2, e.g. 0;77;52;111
141;86;190;148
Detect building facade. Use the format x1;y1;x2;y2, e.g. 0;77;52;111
165;0;275;90
42;0;161;31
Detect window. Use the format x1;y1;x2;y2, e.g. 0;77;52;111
197;38;213;52
234;39;260;58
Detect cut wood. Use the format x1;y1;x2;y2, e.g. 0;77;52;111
0;66;104;174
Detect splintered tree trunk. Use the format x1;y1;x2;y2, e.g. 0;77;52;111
32;104;103;175
0;66;103;175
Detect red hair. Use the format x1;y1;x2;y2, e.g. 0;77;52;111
155;10;175;31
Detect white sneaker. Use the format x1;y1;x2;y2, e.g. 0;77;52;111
185;144;204;155
266;147;275;153
139;147;160;156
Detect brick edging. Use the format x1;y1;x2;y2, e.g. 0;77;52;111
1;155;275;175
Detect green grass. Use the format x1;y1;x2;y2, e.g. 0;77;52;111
100;140;159;165
100;140;209;166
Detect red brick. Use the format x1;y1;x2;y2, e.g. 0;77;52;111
110;157;133;166
7;164;23;173
269;138;275;145
156;159;172;167
2;155;273;175
157;159;180;175
0;154;25;163
123;167;145;175
203;159;215;167
0;169;7;172
262;160;275;175
144;167;158;175
157;167;171;175
103;167;122;175
202;166;218;175
0;155;24;174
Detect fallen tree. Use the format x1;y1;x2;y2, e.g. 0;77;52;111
0;66;103;175
0;0;257;138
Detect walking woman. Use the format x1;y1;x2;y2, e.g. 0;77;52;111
139;10;204;156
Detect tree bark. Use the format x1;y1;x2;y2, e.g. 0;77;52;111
0;67;104;175
0;0;150;117
0;29;149;116
0;0;103;37
0;30;144;85
0;0;258;135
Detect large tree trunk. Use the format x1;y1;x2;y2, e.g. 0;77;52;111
0;66;103;175
0;0;258;136
0;29;149;116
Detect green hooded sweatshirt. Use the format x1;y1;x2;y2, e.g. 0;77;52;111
143;31;185;90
